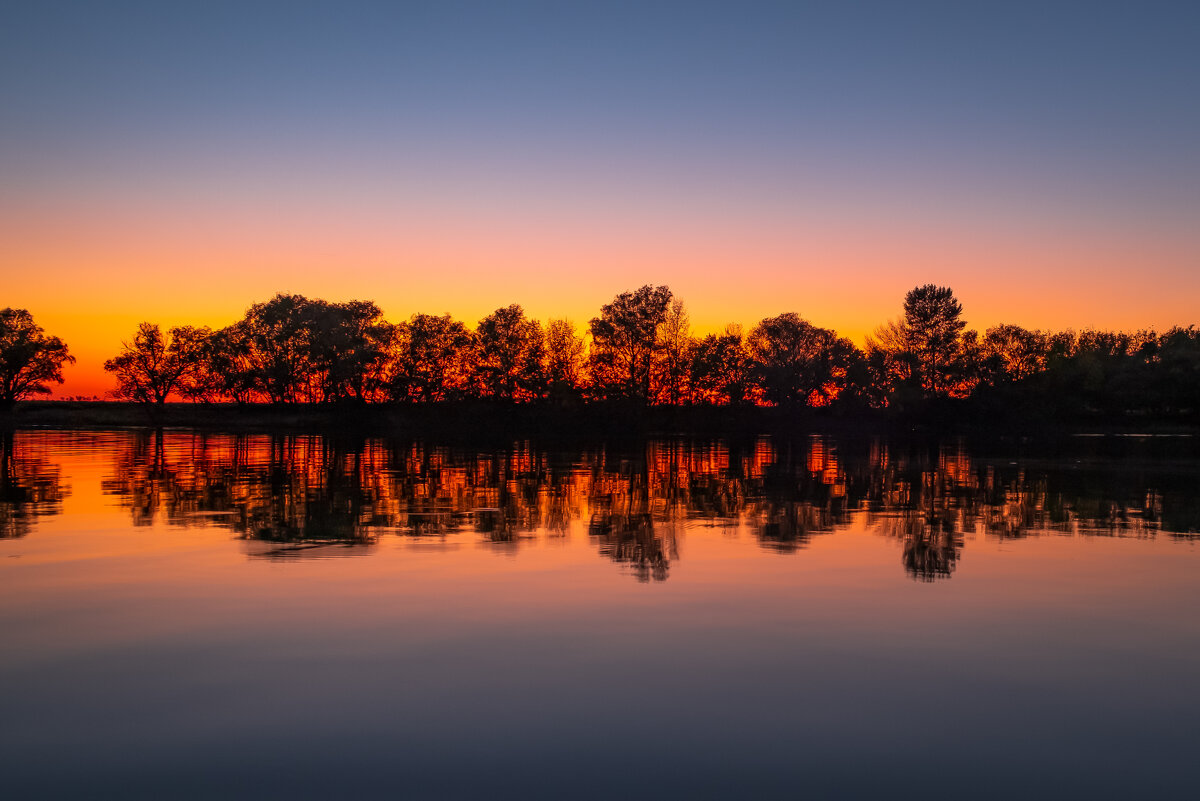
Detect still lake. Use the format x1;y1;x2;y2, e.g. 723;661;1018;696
1;428;1198;799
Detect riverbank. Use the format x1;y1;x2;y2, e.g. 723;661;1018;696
4;400;1199;442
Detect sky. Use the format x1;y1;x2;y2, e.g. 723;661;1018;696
2;0;1198;397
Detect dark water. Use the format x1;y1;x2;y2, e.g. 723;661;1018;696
1;429;1198;799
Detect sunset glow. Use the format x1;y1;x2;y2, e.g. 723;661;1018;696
2;2;1199;397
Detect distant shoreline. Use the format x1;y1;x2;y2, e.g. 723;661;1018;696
4;400;1199;440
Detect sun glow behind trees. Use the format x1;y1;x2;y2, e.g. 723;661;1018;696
14;284;1176;419
8;283;1200;417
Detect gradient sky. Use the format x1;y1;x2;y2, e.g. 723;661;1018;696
2;0;1198;396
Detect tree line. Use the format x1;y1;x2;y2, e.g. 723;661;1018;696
3;284;1200;418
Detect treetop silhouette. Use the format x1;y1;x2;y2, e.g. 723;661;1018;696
0;283;1184;422
0;308;74;409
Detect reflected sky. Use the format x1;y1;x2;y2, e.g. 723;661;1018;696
1;429;1199;798
53;428;1200;580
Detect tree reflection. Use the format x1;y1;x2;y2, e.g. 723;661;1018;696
94;430;1200;578
101;433;385;556
877;515;964;582
590;512;676;583
0;431;70;538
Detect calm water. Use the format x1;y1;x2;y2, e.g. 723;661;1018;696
2;428;1198;799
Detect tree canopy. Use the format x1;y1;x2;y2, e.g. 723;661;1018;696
10;282;1198;424
104;323;208;406
0;309;74;407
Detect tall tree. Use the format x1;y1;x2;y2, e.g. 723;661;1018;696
747;313;858;406
652;299;694;405
544;318;585;402
104;323;210;406
474;305;545;401
0;308;74;408
901;284;968;398
588;285;673;401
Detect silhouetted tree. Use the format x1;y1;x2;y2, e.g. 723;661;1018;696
474;304;545;401
866;285;972;405
588;285;673;402
241;294;315;404
306;300;394;403
902;284;969;398
836;347;888;411
0;308;74;408
978;324;1050;385
865;318;918;407
1153;327;1200;413
689;326;751;405
191;323;257;404
652;298;694;405
75;285;1200;420
389;313;474;402
747;313;859;406
221;295;392;404
104;323;210;406
544;318;585;402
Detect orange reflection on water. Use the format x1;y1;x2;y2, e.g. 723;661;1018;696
1;429;1197;590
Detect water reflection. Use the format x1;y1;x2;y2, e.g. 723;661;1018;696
7;429;1200;579
0;432;70;539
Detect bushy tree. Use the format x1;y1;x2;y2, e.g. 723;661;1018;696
306;300;394;403
190;323;257;404
689;326;751;405
389;313;474;402
1152;327;1200;414
104;323;209;406
0;308;74;408
474;305;545;401
978;324;1050;385
588;285;673;402
747;313;859;406
544;318;586;402
240;294;315;403
221;294;394;404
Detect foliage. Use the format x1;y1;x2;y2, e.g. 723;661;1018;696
70;284;1200;423
588;285;673;402
0;308;74;407
747;313;857;406
389;313;474;403
544;318;585;402
474;305;545;401
104;323;209;406
652;299;694;405
689;326;751;405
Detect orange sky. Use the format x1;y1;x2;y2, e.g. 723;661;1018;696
3;3;1199;398
4;200;1197;398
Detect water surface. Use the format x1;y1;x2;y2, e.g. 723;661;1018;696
1;429;1198;799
